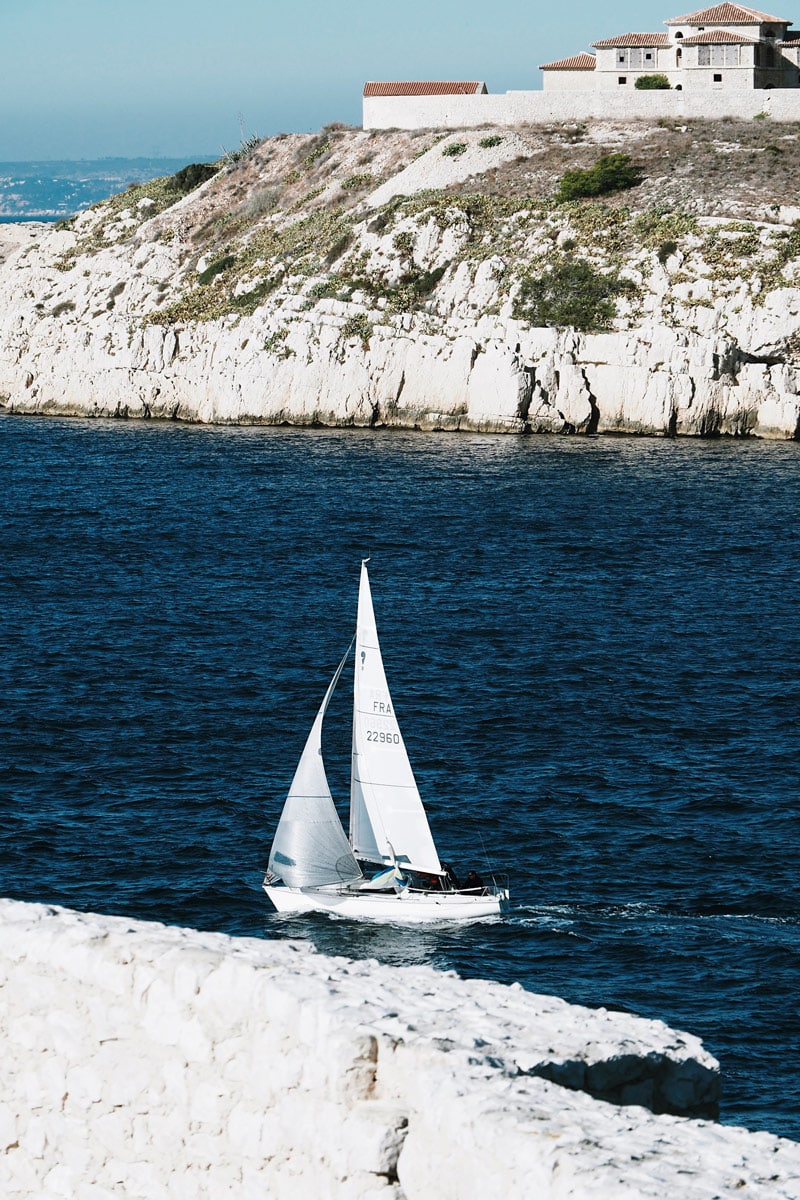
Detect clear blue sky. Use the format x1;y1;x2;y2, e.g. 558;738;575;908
3;0;798;160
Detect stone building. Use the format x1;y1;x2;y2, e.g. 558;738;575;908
541;4;800;93
362;3;800;128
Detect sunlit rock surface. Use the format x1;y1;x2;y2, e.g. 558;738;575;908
1;124;800;438
2;899;799;1199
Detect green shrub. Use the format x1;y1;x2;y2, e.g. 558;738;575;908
263;327;294;357
294;186;325;208
302;139;331;169
341;312;374;346
222;133;261;166
169;162;218;193
341;173;373;190
197;254;235;285
478;135;503;148
392;230;415;258
231;274;281;315
634;74;671;90
308;278;340;301
324;232;353;265
658;238;678;264
442;142;467;157
513;257;632;331
555;153;640;203
393;263;448;310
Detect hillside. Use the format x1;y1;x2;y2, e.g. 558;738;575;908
1;120;800;436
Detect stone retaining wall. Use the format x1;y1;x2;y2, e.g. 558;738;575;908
363;87;800;129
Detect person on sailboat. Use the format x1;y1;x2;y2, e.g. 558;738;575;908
442;862;460;890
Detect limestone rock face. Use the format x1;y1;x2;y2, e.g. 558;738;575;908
1;126;800;438
2;898;800;1199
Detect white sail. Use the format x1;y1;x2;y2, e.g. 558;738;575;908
349;561;442;875
268;643;362;889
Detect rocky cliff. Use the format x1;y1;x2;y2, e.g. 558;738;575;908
2;120;800;437
3;899;800;1199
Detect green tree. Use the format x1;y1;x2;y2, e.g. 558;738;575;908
513;258;632;331
635;74;671;90
556;154;640;203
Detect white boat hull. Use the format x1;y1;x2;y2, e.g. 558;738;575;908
264;882;509;923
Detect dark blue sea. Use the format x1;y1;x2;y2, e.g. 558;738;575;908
1;414;798;1140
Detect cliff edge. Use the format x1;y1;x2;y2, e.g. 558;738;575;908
3;899;800;1198
2;120;800;437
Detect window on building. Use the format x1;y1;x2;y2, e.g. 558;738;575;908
618;76;627;84
713;72;722;82
619;47;658;67
675;30;684;39
699;45;740;67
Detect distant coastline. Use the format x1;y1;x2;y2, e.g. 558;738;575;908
0;156;216;223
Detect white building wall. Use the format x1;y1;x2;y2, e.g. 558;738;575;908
541;71;597;92
685;66;757;90
364;87;800;130
657;46;678;73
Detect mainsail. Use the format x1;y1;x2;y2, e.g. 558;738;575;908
349;561;442;875
268;643;362;888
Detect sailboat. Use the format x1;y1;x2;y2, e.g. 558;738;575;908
263;561;510;923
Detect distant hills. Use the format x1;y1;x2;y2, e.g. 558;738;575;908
0;157;216;222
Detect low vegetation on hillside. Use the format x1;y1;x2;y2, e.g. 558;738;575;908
555;153;640;203
42;119;800;339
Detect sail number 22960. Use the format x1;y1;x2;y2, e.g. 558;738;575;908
366;730;401;745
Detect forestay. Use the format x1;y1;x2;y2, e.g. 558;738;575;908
349;562;442;875
268;643;362;889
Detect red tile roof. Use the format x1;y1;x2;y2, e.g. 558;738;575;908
363;81;486;97
592;33;670;47
539;52;597;70
681;28;758;41
666;4;788;25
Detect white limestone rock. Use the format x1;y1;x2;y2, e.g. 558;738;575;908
2;899;800;1199
2;162;800;440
